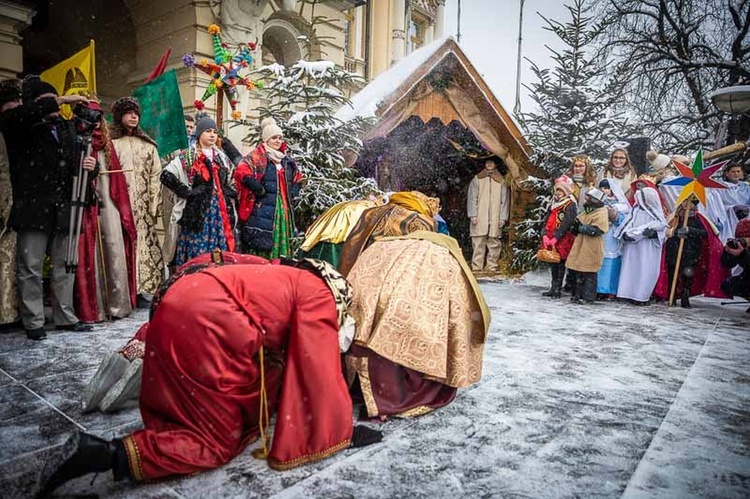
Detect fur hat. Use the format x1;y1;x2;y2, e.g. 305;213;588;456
112;96;141;125
261;117;283;142
736;217;750;238
586;188;606;203
646;150;671;170
0;79;21;107
21;75;57;103
194;116;218;142
554;175;574;196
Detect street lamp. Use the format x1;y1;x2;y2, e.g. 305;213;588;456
710;86;750;114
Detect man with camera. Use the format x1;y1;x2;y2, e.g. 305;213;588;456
721;217;750;309
1;75;96;339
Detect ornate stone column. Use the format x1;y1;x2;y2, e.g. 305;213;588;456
391;0;406;66
434;0;445;38
0;0;34;79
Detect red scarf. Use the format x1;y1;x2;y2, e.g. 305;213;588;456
191;149;235;252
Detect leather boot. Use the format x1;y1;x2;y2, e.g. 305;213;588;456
38;432;120;497
680;275;693;308
542;264;559;297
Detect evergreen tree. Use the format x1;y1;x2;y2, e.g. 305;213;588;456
241;61;379;230
520;0;631;176
512;0;630;271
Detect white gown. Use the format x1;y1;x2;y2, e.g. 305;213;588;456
616;187;668;302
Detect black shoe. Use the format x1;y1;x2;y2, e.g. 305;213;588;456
25;327;47;341
542;288;555;297
38;432;116;497
56;322;93;332
136;294;152;309
549;290;561;299
680;293;691;309
570;297;582;304
350;425;383;448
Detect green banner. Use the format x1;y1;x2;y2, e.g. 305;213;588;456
132;69;187;156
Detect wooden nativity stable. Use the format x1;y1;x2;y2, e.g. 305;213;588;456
335;37;544;267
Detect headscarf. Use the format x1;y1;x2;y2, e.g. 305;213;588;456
614;187;667;241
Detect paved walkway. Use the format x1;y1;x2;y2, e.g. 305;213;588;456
1;280;748;498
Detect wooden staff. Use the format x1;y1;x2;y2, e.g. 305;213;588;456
216;86;225;130
99;169;133;174
96;215;111;320
703;141;747;161
668;198;693;307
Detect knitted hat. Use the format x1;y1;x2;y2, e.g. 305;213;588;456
194;116;218;141
586;188;606;203
736;217;750;238
554;175;574;196
21;75;57;103
0;79;21;107
112;96;141;125
646;150;671;170
261;117;283;142
598;179;611;190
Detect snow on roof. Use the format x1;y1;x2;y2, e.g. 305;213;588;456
335;37;450;122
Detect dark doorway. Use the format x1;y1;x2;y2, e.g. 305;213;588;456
355;116;508;259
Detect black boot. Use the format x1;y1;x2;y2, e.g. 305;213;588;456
542;264;559;297
680;275;693;308
37;432;126;497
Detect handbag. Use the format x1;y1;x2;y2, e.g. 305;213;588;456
536;247;561;264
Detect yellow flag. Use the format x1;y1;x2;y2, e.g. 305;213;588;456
40;40;96;119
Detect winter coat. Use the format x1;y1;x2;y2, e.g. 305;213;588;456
542;198;577;259
236;143;302;229
467;172;510;238
566;207;609;273
2;99;89;233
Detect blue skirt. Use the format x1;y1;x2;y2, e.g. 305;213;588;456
597;257;622;294
174;195;228;266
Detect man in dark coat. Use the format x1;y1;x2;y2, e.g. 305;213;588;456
1;76;95;339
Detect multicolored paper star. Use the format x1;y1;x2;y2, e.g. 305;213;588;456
183;24;263;120
662;149;728;206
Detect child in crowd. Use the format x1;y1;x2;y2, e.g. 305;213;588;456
596;179;630;300
566;189;610;304
540;176;578;298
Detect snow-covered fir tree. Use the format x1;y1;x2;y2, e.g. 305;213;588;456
241;61;379;230
520;0;631;175
512;0;631;271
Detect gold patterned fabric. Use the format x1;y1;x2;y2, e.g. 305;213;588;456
347;235;487;388
112;135;164;294
0;132;18;324
300;199;381;252
388;191;440;218
337;204;437;277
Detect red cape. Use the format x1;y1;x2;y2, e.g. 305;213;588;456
654;213;730;300
75;144;137;322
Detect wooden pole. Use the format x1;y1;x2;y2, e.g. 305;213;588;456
216;87;224;130
668;200;692;307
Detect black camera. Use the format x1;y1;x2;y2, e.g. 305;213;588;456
727;238;746;250
72;103;103;136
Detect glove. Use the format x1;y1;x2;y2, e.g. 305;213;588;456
241;175;266;197
571;220;581;235
549;237;558;248
188;183;211;198
622;233;635;242
643;228;658;239
578;224;599;237
542;235;551;248
676;227;690;239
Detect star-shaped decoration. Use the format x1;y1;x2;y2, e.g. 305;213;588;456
662;148;728;206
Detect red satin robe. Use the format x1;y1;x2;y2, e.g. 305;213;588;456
121;263;353;480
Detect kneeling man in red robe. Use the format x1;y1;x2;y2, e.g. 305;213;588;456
39;253;381;496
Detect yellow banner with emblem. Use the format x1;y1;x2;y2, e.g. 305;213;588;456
40;40;97;119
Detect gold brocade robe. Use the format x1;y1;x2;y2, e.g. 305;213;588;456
112;135;164;295
0;132;18;324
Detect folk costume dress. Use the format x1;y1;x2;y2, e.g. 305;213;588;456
615;187;668;302
0;129;17;324
75;129;138;322
345;231;489;419
162;147;237;266
117;253;355;478
234;142;302;259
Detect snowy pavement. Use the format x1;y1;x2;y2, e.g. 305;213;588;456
1;275;749;498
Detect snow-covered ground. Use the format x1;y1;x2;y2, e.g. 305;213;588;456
1;275;748;498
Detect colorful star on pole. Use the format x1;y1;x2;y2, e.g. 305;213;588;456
183;24;263;120
662;148;728;206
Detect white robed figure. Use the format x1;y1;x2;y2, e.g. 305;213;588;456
615;187;668;303
716;173;750;243
597;178;630;295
